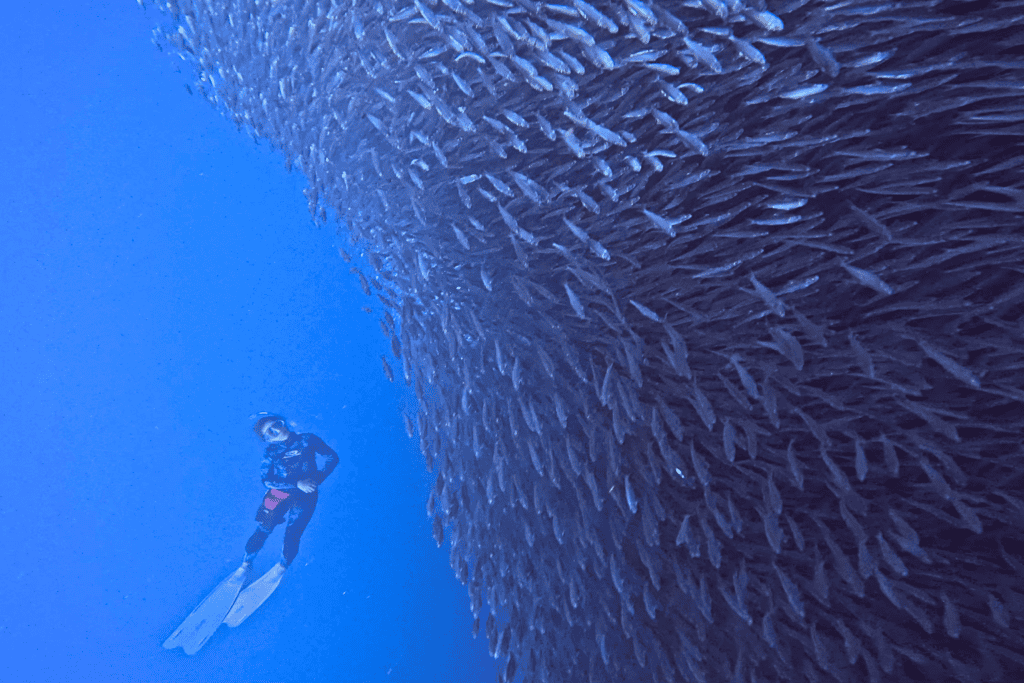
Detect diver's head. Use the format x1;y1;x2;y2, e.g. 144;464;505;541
254;414;291;443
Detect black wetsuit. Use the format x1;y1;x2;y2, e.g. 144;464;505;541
244;432;338;566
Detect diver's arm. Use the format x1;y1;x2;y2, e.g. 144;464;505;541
310;435;340;484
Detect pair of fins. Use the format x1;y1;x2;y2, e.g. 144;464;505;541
162;562;287;655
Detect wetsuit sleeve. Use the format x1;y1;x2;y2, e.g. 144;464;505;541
310;435;339;485
260;450;297;490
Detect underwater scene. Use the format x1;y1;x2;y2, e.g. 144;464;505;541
4;0;1023;681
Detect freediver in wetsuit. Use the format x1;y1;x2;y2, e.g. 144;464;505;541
243;414;339;571
215;414;342;628
163;414;340;652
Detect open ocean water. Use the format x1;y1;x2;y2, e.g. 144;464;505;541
2;2;498;682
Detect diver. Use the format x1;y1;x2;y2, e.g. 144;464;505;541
242;413;339;572
163;413;339;654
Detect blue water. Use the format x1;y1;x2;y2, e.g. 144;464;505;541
1;3;498;681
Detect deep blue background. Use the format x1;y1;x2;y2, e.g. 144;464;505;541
1;3;498;681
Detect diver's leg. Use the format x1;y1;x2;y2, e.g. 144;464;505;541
243;524;273;565
280;491;318;567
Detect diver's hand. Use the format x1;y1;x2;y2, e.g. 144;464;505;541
297;479;318;493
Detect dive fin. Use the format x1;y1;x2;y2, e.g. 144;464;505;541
224;562;287;627
163;564;250;655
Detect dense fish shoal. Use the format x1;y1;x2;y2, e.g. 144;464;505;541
148;0;1024;681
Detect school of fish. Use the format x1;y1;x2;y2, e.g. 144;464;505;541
146;0;1024;680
